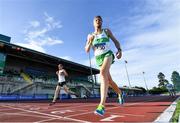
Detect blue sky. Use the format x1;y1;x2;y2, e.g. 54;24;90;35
0;0;180;89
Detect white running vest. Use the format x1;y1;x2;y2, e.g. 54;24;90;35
58;70;65;82
92;29;110;56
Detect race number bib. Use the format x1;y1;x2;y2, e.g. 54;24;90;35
94;42;110;56
94;43;106;50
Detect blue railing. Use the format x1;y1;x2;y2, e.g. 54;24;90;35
0;94;71;101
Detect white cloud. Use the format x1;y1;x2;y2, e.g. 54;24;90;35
41;37;63;46
16;41;46;53
27;28;47;39
44;12;62;29
88;0;180;89
16;12;63;52
30;21;40;28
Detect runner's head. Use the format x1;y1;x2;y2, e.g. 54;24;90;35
58;64;63;69
93;15;103;28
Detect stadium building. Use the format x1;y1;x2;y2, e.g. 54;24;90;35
0;34;100;100
0;34;144;100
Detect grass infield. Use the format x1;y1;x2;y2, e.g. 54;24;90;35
171;99;180;122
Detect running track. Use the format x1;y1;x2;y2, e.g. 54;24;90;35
0;96;178;122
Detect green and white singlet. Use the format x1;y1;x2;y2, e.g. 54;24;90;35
92;29;114;66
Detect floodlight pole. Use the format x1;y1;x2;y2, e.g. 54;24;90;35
142;71;148;93
88;51;95;96
124;60;131;88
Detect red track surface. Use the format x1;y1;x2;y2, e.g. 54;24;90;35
0;96;177;122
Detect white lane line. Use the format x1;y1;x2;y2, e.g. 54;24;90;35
1;96;173;123
6;103;95;112
65;97;171;118
1;105;90;123
154;97;180;122
2;113;52;119
0;108;18;111
1;105;63;118
2;103;92;113
47;103;97;112
65;104;126;118
34;118;60;123
0;112;26;115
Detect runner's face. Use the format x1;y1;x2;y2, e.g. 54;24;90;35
94;17;102;28
58;64;63;69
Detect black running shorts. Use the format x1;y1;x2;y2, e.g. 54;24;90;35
57;81;66;87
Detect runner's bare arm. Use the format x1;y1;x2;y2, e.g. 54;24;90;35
105;28;122;59
56;71;58;75
63;69;68;77
85;34;94;53
105;28;121;50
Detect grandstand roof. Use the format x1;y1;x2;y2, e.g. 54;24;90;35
0;40;99;75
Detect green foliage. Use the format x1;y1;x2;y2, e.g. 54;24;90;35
171;100;180;122
171;71;180;91
157;72;169;87
149;86;168;94
149;71;180;94
158;72;165;80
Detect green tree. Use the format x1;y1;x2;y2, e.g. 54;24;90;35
157;72;169;87
149;86;168;94
171;71;180;91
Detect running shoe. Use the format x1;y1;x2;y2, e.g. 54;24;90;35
94;105;105;116
118;94;124;105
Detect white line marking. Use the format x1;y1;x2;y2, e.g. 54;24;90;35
3;103;88;111
154;97;180;122
15;103;94;112
2;113;52;118
0;108;17;111
0;112;26;115
48;103;97;112
1;105;90;123
65;97;172;119
34;118;60;123
51;110;74;114
1;96;173;122
65;104;126;118
1;105;63;118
